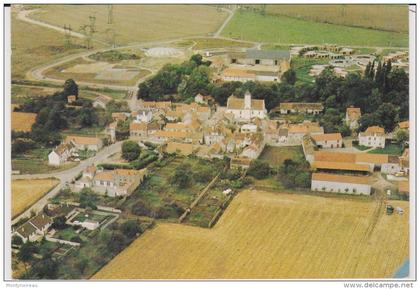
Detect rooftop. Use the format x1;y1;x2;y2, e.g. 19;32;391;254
312;173;370;185
65;135;102;146
245;49;290;60
313;161;370;172
312;133;342;142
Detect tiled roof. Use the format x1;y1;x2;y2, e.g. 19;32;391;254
288;123;323;134
313;161;370;172
312;173;370;185
355;153;389;164
29;213;52;231
153;130;189;139
16;222;37;239
227;96;265;111
222;68;255;78
312;133;342;142
245;49;290;60
65;135;102;146
399;121;409;129
94;171;114;181
365;126;385;134
314;151;356;163
398;181;409;193
279;102;324;111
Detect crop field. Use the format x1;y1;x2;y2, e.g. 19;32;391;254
190;37;254;50
222;11;408;47
93;190;409;279
11;10;86;80
30;5;229;45
11;112;37;132
251;5;408;33
12;178;59;218
259;145;305;166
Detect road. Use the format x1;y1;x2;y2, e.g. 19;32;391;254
214;7;236;38
11;141;122;225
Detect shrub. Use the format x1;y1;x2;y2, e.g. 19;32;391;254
247;160;270;179
122;140;141;161
120;220;142;238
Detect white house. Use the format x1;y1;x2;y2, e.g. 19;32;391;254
93;95;112;109
240;142;265;159
358;126;386;148
134;109;153;123
311;133;342;149
226;91;267;122
311;173;371;196
93;168;147;197
14;213;53;243
48;143;75;167
241;123;258;133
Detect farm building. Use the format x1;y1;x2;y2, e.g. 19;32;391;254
313;161;370;175
93;95;112;109
92;168;148;197
226;91;267;122
65;135;103;151
133;109;153;123
345;107;361;130
14;213;53;243
312;133;342;149
149;130;192;144
285;122;324;144
48;143;76;167
229;49;290;67
11;112;37;132
274;103;324;114
398;181;409;195
358;126;386;148
311;173;371;195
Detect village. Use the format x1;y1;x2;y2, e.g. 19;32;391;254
8;4;411;281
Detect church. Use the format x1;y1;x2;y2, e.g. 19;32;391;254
226;91;267;122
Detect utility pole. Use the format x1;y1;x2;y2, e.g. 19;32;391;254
107;5;114;24
80;24;93;49
89;15;96;33
63;24;72;48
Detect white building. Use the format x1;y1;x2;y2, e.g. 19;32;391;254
65;135;103;151
14;214;53;243
358;126;386;148
311;173;371;196
93;95;112;109
345;107;361;130
48;143;75;167
241;123;258;133
226;91;267;122
135;109;153;123
312;133;342;149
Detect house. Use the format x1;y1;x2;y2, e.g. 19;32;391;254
286;122;324;144
358;126;386;148
165;142;194;156
311;173;371;195
106;122;117;143
67;95;77;104
165;122;194;133
134;109;153;123
75;165;97;191
355;153;402;175
203;124;231;145
139;100;172;111
111;112;129;122
93;168;148;197
229;49;290;67
149;130;191;144
73;219;100;231
241;123;258;133
48;143;75;166
398;120;409;130
14;213;53;243
240;141;265;159
398;181;409;195
93;95;112;109
275;103;324;114
230;157;252;169
226;91;267;122
194;93;213;105
129;122;160;139
312;133;342;149
65;135;103;151
345;107;361;130
313;161;370;174
165;110;184;122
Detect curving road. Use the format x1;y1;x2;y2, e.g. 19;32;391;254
12;141;122;225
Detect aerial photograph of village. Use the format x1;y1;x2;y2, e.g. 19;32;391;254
7;3;411;281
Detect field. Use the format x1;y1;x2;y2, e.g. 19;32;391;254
30;5;229;45
259;5;408;33
11;11;85;79
259;145;305;166
11;112;37;132
291;57;330;83
190;37;254;50
93;190;408;279
222;11;408;47
12;178;59;218
370;143;404;156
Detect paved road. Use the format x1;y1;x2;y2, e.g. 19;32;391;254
11;142;122;225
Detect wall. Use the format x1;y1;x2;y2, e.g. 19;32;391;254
311;180;371;195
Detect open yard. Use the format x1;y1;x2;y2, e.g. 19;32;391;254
259;145;304;166
12;178;59;218
30;5;229;45
370;143;404;156
222;10;408;47
93;189;408;279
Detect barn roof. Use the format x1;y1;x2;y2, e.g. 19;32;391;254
245;49;290;60
312;173;370;185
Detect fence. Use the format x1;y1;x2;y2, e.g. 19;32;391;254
45;236;80;247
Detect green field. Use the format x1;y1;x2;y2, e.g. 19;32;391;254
30;5;229;45
222;11;408;47
259;145;304;167
190;37;254;50
291;57;330;83
259;5;408;33
370;143;404;155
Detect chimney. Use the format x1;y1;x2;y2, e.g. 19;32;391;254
244;91;252;109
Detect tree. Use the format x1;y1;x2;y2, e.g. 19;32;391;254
121;140;141;161
120;220;142;238
76;257;89;274
375;103;398;132
247;160;270;179
395;129;409;147
17;242;38;263
170;163;192;188
79;188;98;210
281;69;297;85
108;232;127;254
63;79;78;97
52;216;67;230
79;107;97;127
12;235;23;246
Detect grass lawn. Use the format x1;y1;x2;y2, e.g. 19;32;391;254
30;5;229;45
259;145;305;167
353;144;371;151
291;57;330;84
222;11;408;47
12;178;59;218
369;143;404;155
